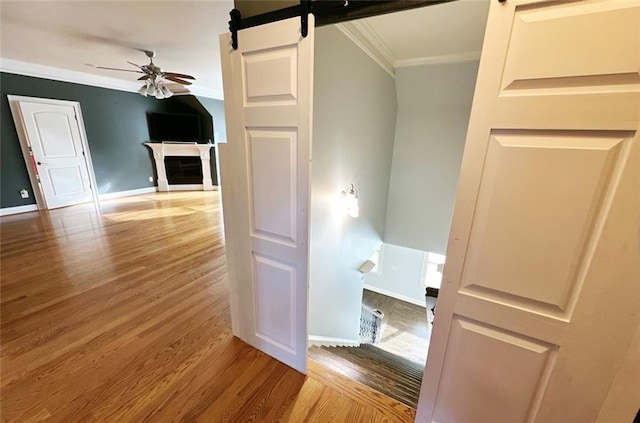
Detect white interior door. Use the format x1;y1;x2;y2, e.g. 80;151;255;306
13;98;94;209
417;0;640;422
219;15;314;373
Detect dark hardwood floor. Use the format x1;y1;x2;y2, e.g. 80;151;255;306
1;192;415;422
309;289;430;409
362;289;431;365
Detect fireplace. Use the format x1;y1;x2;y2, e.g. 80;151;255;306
144;142;216;191
165;156;203;184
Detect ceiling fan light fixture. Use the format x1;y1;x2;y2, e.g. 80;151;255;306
99;51;194;100
138;77;174;99
155;86;166;100
138;84;148;96
161;84;174;98
146;83;156;96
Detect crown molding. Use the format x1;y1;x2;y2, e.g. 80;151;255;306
189;86;224;100
0;58;141;92
336;21;396;78
394;51;481;68
0;58;223;100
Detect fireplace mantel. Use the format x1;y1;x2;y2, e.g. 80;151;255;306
144;142;216;191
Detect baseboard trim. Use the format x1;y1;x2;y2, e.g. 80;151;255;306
99;187;157;200
363;284;426;308
309;336;360;348
0;204;39;216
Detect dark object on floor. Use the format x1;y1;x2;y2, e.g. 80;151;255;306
360;305;384;344
425;287;439;328
309;344;424;409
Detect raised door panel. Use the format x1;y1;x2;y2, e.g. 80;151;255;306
247;129;297;246
253;254;297;354
501;1;640;93
461;131;628;317
243;45;298;105
46;166;86;196
433;317;557;423
32;112;78;158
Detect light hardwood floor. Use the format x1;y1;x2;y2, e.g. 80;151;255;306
1;192;415;422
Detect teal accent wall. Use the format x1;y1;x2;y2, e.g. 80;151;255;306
1;72;220;208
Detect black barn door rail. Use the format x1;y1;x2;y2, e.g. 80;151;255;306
228;0;452;50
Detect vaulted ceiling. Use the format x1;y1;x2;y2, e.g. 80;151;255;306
0;1;489;99
0;1;234;99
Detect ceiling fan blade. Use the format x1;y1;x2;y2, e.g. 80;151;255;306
96;66;143;73
164;75;193;86
164;72;196;80
138;75;150;81
127;61;146;71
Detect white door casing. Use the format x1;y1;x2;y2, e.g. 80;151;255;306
418;1;640;422
219;15;314;373
8;96;97;210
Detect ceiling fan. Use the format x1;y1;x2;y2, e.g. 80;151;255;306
97;50;195;99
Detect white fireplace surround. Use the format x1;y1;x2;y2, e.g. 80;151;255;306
144;142;216;191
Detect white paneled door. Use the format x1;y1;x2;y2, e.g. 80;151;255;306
219;16;314;373
418;1;640;422
10;97;95;209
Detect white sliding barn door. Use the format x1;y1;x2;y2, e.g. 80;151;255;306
219;16;314;373
418;1;640;422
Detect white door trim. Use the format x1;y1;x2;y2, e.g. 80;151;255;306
7;95;100;210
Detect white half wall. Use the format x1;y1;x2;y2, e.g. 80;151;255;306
364;243;444;306
384;61;479;255
308;26;397;342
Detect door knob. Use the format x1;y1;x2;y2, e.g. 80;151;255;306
37;161;43;165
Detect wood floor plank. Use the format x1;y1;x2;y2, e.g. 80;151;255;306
1;192;416;422
279;377;327;422
308;359;416;422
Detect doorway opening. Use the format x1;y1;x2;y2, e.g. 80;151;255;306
307;1;490;408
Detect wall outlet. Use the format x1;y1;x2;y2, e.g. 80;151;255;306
149;176;154;182
20;189;29;199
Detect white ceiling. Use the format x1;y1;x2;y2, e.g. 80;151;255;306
0;0;234;99
0;0;489;98
365;0;490;62
339;0;490;74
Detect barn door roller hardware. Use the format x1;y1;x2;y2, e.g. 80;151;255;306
228;0;452;48
229;8;241;50
300;0;312;38
229;0;313;50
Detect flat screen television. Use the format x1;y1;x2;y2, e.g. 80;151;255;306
149;112;202;142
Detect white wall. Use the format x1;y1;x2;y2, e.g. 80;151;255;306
309;26;397;342
384;61;479;255
364;243;445;306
